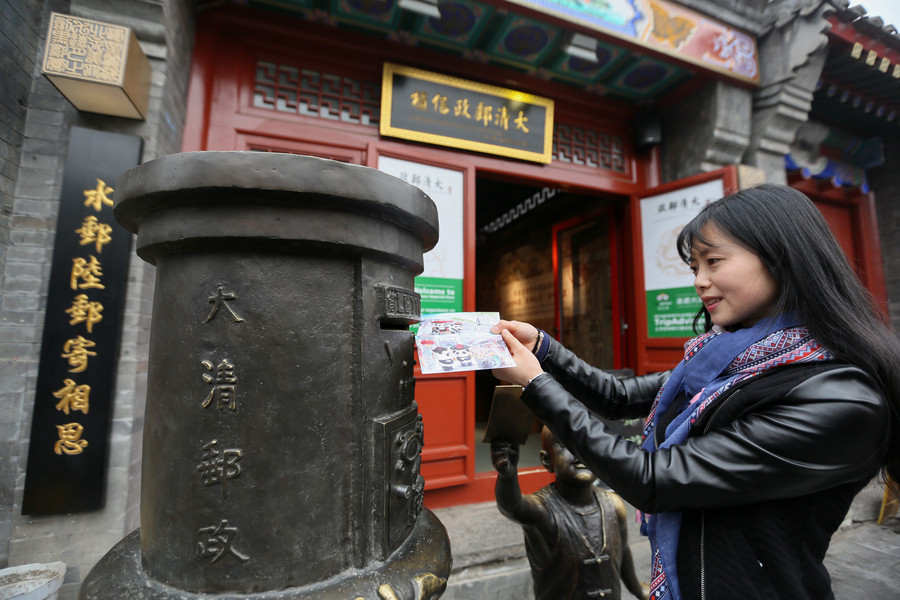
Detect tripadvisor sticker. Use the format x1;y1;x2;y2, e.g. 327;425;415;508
646;287;702;337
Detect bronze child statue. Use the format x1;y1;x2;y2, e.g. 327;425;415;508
492;427;649;600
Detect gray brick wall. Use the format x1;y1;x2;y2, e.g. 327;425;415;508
0;0;41;274
0;0;49;571
870;136;900;331
0;1;195;598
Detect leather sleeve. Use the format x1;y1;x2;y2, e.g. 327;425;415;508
540;336;670;420
523;365;889;513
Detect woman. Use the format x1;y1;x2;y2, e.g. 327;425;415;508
492;184;900;600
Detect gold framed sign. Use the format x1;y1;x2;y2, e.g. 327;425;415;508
380;63;554;164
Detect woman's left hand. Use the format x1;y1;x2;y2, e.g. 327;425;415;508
492;329;544;387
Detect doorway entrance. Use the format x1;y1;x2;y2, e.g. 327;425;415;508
554;208;620;369
473;175;625;473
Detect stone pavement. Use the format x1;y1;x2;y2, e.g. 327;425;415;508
823;479;900;600
433;480;899;600
825;516;899;600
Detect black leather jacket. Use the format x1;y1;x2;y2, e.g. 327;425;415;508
522;337;890;599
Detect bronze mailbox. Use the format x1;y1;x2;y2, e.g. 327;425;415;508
80;152;451;600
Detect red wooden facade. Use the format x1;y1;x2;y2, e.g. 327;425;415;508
182;6;889;508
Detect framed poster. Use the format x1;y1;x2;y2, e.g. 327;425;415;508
377;156;464;314
639;178;725;338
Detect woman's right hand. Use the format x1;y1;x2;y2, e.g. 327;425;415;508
491;319;540;353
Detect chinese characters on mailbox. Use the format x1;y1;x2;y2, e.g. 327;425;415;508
197;284;249;563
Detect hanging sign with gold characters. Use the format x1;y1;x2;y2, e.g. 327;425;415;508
381;63;554;164
23;127;142;515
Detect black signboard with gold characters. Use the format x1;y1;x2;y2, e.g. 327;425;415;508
381;63;554;164
22;127;141;515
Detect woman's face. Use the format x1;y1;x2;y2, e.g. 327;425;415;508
689;224;779;329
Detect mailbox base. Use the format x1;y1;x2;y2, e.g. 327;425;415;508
80;508;451;600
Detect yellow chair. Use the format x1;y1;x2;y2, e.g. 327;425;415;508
876;476;899;525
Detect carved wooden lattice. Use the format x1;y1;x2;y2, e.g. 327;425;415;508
253;60;381;126
553;123;627;173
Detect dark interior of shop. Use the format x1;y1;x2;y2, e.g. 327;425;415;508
473;174;629;472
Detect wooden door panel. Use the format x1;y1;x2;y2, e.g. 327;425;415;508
813;201;858;264
416;373;473;489
420;457;468;487
417;376;468;447
553;208;620;369
791;178;887;312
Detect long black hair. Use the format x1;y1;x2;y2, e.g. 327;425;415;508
677;183;900;481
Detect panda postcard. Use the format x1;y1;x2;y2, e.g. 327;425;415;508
414;312;516;374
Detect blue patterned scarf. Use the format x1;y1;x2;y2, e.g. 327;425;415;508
639;313;833;600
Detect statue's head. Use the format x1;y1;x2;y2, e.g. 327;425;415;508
539;426;596;487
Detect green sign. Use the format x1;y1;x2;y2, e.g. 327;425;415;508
645;286;703;337
416;276;463;314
